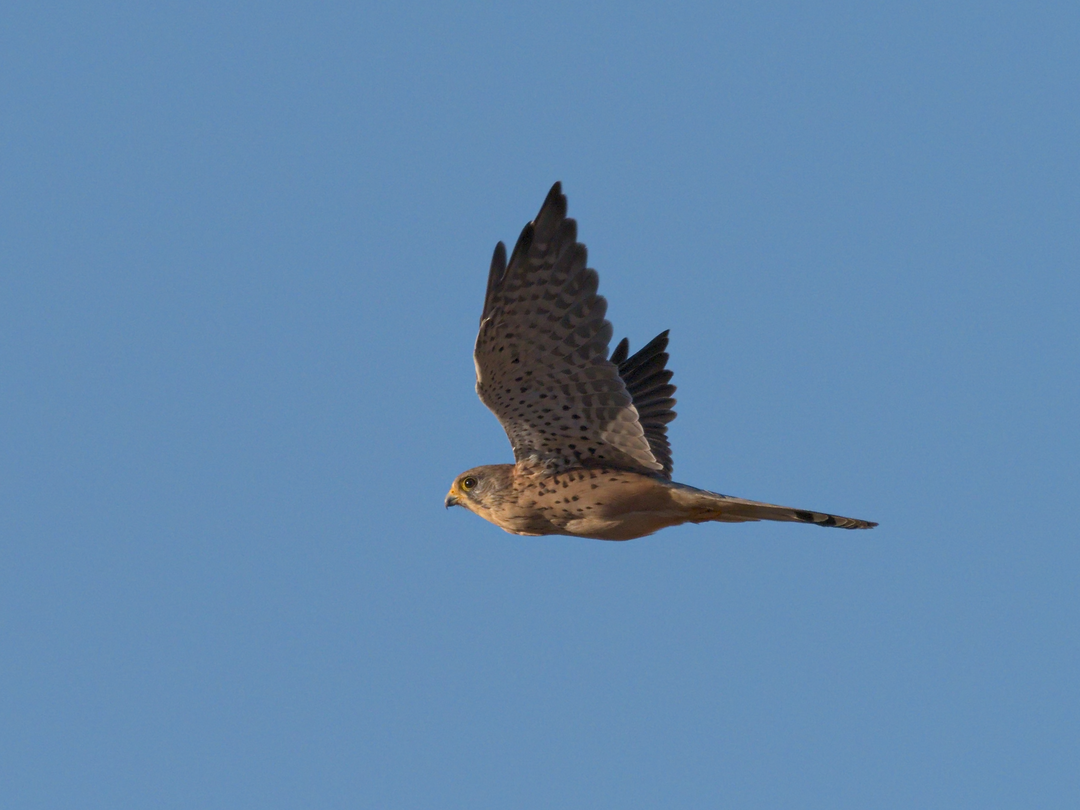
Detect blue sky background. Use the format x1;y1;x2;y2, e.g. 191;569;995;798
2;2;1078;807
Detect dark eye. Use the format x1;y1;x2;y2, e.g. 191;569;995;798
461;476;478;491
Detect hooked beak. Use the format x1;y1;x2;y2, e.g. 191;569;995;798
444;491;459;509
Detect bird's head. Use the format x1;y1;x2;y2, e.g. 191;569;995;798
444;464;514;517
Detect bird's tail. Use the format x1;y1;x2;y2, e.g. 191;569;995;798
669;484;877;530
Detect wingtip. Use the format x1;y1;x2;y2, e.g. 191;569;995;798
482;241;509;322
541;182;566;219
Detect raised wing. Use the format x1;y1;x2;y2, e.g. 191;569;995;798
474;183;662;475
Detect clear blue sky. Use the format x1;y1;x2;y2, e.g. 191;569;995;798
2;2;1077;807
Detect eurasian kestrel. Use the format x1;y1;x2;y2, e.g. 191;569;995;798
445;183;877;540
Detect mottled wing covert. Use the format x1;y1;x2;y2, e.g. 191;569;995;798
474;183;662;474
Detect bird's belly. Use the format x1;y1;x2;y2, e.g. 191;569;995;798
561;511;686;541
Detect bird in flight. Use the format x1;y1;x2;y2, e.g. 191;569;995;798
445;183;877;540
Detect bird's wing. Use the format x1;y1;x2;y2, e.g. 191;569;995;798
610;331;677;478
474;183;662;475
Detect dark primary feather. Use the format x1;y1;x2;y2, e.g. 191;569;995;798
611;331;677;478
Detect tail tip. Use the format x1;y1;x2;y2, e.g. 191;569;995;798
794;510;878;530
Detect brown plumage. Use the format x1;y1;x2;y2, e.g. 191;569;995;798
446;183;877;540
